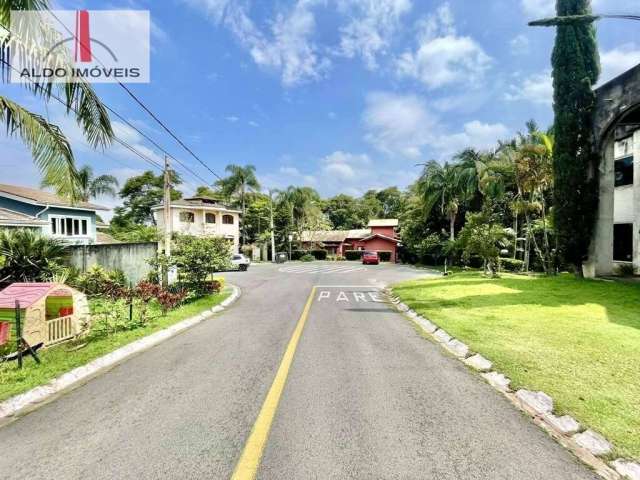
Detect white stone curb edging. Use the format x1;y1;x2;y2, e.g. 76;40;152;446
0;285;241;422
383;287;640;480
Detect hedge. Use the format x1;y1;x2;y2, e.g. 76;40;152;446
310;249;328;260
499;257;524;272
345;250;363;261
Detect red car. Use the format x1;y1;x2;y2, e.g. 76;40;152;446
362;251;380;265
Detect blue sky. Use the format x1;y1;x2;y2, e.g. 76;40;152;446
1;0;639;217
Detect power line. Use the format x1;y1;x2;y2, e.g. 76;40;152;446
0;56;163;174
45;10;223;181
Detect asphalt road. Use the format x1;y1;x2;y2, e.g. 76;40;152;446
0;262;597;479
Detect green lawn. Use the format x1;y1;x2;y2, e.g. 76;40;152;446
393;273;640;460
0;289;231;403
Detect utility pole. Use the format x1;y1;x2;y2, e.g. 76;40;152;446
163;155;172;286
269;190;276;262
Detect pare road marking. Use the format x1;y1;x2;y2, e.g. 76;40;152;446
317;290;384;303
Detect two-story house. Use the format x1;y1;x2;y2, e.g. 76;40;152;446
151;196;241;252
0;183;107;245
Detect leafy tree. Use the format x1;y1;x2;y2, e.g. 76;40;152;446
276;186;325;246
41;165;118;203
457;212;512;276
0;229;68;282
551;0;600;275
323;194;364;229
109;224;158;243
111;170;182;228
216;164;260;245
374;187;406;218
194;185;225;201
243;193;271;244
0;1;113;190
169;234;231;293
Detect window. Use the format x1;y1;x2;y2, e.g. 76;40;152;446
222;214;234;225
615;156;634;187
50;217;89;237
179;211;195;223
205;213;216;224
613;223;633;262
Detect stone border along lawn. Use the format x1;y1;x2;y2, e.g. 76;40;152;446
0;286;239;417
388;273;640;480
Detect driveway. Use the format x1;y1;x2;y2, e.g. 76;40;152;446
0;262;596;479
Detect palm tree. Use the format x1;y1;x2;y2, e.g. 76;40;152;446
41;165;118;202
0;2;113;190
275;186;322;243
216;164;260;245
417;161;464;241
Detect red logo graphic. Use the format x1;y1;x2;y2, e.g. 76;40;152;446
74;10;92;62
45;10;118;63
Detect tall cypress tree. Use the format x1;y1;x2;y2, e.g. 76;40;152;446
551;0;600;276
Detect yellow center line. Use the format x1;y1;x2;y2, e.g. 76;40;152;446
230;286;317;480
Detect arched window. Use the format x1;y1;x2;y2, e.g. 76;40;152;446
205;213;216;224
222;214;234;225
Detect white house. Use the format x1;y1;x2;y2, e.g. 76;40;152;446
152;196;241;252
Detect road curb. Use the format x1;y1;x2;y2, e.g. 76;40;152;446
384;287;638;480
0;285;241;423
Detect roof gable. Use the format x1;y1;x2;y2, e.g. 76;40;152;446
0;283;73;309
368;219;399;227
0;184;107;211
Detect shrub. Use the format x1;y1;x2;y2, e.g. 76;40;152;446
378;251;392;262
344;250;363;261
291;250;309;261
0;229;68;283
615;263;636;277
74;265;128;298
310;250;328;260
170;234;231;293
300;253;315;262
499;258;525;273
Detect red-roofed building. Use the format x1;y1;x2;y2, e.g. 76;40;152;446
300;219;400;262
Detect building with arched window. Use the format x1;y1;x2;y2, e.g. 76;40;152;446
152;196;241;252
588;64;640;276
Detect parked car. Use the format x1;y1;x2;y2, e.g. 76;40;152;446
362;251;380;265
231;254;251;271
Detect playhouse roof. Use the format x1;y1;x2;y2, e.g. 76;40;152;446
0;283;73;309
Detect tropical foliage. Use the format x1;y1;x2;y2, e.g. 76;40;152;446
0;0;113;194
41;165;118;203
0;229;68;283
215;164;260;245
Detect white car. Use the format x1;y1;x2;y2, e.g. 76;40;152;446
231;254;251;271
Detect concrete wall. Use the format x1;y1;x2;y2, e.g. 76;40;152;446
67;242;158;284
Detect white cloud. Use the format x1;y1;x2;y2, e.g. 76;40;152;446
321;150;370;179
396;3;491;90
510;34;530;55
363;91;508;159
504;70;553;105
191;0;330;87
600;43;640;85
336;0;412;70
520;0;554;18
363;91;437;158
225;115;240;123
